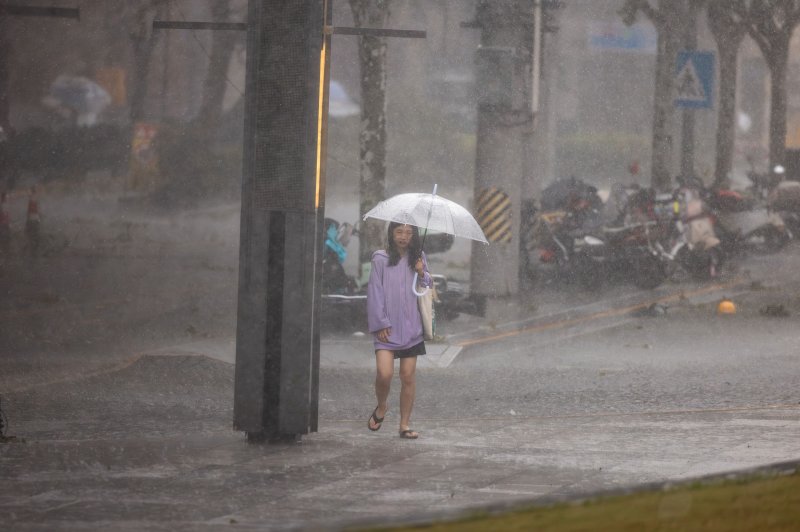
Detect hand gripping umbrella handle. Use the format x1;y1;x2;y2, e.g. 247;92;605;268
412;272;429;296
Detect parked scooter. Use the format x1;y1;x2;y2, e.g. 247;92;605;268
581;221;669;289
529;179;667;290
763;165;800;240
769;179;800;236
320;219;368;330
525;177;606;289
587;186;669;289
701;178;790;255
650;181;723;280
530;207;604;289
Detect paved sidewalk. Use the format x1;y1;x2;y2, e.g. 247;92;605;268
3;271;800;530
2;356;799;531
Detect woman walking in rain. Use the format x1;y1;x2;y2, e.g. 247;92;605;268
366;222;431;439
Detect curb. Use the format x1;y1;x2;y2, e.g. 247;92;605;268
443;277;753;365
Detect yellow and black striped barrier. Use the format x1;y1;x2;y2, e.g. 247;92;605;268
476;187;512;243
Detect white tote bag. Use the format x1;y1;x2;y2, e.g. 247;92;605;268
418;283;436;341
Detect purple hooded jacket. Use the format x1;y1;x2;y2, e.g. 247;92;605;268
367;250;432;351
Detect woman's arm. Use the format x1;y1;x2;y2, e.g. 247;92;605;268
367;255;392;334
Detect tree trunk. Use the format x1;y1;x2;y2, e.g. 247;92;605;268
707;0;746;188
736;3;800;172
713;37;742;187
650;3;681;191
349;0;391;266
195;0;241;130
768;45;789;169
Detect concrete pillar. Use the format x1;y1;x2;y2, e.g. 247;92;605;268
470;0;532;297
233;0;327;442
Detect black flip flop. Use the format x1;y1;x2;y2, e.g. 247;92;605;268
398;428;419;439
368;407;385;431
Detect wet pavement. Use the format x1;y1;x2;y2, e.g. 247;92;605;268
9;398;795;531
3;262;800;531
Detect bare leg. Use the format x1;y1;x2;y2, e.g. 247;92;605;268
398;356;417;433
369;350;394;430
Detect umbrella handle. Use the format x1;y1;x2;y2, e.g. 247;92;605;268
412;272;429;296
421;183;438;251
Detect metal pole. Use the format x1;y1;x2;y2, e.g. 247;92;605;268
531;1;541;116
680;0;698;179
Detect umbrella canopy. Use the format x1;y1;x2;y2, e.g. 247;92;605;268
48;75;111;114
363;187;488;244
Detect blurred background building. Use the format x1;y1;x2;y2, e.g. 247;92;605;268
2;0;800;212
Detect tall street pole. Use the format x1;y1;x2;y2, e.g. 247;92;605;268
680;0;698;179
233;0;328;442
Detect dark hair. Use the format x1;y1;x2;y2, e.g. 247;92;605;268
387;222;422;270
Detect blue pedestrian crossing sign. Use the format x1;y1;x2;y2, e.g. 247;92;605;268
675;51;714;109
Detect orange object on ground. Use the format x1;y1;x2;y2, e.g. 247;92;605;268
717;298;737;315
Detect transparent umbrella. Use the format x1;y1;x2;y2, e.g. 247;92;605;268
363;184;488;244
363;184;488;294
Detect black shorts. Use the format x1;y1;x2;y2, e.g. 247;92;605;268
377;341;426;359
